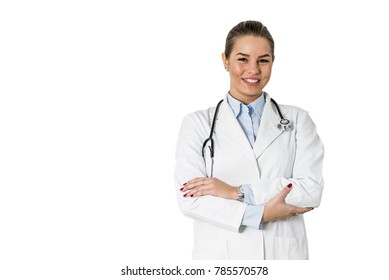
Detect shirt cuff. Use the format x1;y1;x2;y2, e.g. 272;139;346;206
242;183;255;205
241;184;265;229
241;204;264;229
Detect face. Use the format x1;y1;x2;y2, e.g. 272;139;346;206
222;35;274;104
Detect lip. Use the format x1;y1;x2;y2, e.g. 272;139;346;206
242;77;261;86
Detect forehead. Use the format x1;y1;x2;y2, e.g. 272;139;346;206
232;35;271;55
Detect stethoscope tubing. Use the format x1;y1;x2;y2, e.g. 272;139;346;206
202;96;292;176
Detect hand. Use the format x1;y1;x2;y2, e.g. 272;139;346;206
262;184;313;222
180;177;238;200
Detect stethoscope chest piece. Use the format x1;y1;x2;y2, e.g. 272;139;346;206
277;118;293;132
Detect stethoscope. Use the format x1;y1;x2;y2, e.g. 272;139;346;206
202;97;293;176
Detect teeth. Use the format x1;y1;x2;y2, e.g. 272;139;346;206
245;79;259;83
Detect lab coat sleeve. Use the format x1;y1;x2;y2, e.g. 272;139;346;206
251;110;324;208
174;113;247;232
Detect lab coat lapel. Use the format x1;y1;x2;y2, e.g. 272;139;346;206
253;94;285;158
216;98;255;156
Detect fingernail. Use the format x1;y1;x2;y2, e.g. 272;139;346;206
183;183;187;186
183;193;188;197
190;194;194;197
180;187;184;191
287;183;293;188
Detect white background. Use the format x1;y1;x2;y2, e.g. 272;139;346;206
1;0;388;279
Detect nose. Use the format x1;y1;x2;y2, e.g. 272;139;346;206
247;61;260;74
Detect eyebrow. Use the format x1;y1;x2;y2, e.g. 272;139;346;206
236;52;271;58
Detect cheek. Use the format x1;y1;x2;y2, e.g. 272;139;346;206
261;67;272;78
229;70;241;82
230;63;244;75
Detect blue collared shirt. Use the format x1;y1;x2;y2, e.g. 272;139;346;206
227;93;265;146
227;93;266;229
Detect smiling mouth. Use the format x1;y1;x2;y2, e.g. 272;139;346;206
243;78;260;85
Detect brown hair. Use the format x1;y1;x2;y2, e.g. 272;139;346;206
224;20;275;59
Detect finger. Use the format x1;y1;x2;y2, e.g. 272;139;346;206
182;178;201;189
181;177;207;191
293;206;313;215
183;180;212;196
186;184;212;198
277;183;293;201
182;185;199;197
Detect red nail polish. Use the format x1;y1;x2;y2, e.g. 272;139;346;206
190;194;193;197
183;183;187;186
180;187;184;191
183;193;188;197
287;183;293;188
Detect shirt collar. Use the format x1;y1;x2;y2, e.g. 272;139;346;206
227;92;266;118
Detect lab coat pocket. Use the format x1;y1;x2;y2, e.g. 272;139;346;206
274;236;308;260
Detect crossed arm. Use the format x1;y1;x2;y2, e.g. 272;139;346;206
175;110;323;231
180;177;313;223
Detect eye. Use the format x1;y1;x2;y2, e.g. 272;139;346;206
238;57;248;62
258;59;270;64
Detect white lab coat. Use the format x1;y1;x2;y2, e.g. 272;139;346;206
174;93;324;260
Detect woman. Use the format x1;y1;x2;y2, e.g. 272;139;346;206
174;20;324;260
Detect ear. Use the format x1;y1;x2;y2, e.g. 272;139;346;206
222;52;229;69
